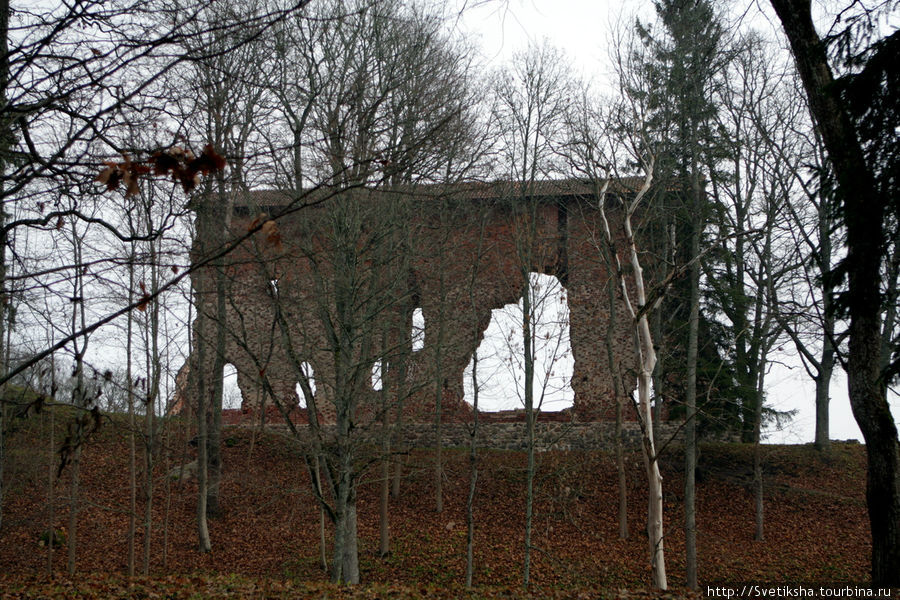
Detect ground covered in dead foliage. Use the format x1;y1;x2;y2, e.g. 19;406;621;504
0;412;871;598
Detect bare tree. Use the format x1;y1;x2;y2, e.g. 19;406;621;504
173;0;277;524
769;0;900;584
566;81;668;589
759;79;841;452
492;40;572;588
175;0;485;583
600;164;667;591
0;7;312;561
463;216;493;588
0;0;310;394
707;31;805;540
126;245;137;577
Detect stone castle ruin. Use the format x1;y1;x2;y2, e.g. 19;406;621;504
177;179;650;425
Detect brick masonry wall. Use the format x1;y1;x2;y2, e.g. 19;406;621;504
179;184;657;426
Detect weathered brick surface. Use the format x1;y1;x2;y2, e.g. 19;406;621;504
178;182;653;425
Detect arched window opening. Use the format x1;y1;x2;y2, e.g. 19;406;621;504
222;363;244;410
412;307;425;351
372;359;384;391
295;361;315;409
464;273;573;412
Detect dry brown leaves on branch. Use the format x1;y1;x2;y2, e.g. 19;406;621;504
96;144;226;197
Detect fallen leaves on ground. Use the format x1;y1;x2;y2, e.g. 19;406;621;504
0;573;705;599
0;412;871;596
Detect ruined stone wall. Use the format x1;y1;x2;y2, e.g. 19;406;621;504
180;182;648;425
399;422;680;451
218;415;741;451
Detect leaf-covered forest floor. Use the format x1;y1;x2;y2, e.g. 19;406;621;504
0;411;871;598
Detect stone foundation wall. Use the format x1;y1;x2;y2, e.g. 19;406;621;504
395;422;680;451
246;420;739;452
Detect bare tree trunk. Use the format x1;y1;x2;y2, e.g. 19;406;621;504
684;186;701;591
331;436;360;584
331;478;347;584
685;382;698;586
0;0;10;538
142;320;154;573
196;392;211;551
616;394;628;540
67;232;88;577
206;176;231;520
46;403;55;577
599;172;668;590
192;175;230;550
333;499;360;584
650;224;670;441
0;392;4;535
434;395;443;514
433;275;445;515
195;299;211;553
814;355;833;451
815;213;835;451
606;259;628;540
316;461;327;571
753;441;763;540
466;349;479;589
142;394;153;573
639;340;667;591
770;1;900;584
522;280;536;588
207;263;225;519
66;432;81;575
0;390;4;535
379;352;390;557
66;359;81;575
522;406;536;588
392;400;403;499
344;502;359;582
391;310;411;501
754;357;766;541
126;260;136;577
207;310;224;519
127;406;136;574
379;457;390;557
162;411;171;570
142;241;162;574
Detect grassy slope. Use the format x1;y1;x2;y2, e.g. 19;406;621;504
0;411;870;593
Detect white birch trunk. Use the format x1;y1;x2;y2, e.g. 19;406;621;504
597;170;667;590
